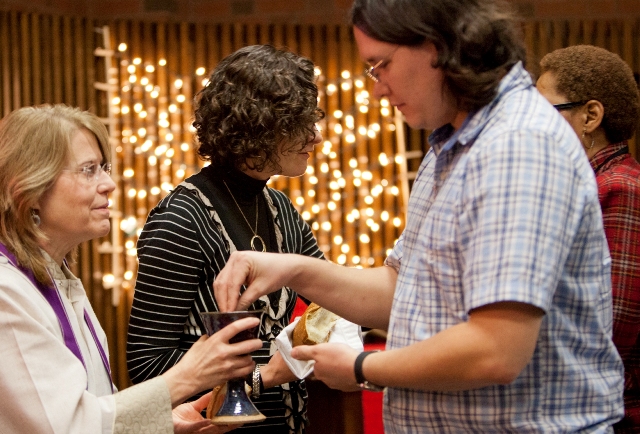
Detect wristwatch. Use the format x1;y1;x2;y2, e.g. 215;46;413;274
354;350;385;392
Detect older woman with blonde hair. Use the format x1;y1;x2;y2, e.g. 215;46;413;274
538;45;640;433
0;104;263;434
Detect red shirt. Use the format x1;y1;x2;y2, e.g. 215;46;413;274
590;141;640;432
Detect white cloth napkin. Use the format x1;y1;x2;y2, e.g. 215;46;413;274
275;316;364;379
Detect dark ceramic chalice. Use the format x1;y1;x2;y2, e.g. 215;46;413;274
200;310;266;425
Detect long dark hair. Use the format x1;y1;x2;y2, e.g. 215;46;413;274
351;0;526;112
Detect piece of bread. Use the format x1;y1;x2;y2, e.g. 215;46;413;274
292;302;340;347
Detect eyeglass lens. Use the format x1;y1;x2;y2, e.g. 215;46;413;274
365;59;384;83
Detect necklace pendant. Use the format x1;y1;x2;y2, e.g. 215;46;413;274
250;235;266;252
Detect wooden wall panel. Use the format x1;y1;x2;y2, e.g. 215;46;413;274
1;11;639;393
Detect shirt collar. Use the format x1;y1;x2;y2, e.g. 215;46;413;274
588;141;628;174
42;250;78;282
429;62;532;155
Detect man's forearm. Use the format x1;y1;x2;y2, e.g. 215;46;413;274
285;255;397;329
362;302;544;391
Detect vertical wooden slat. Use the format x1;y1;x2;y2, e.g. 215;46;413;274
284;22;305;235
322;25;340;261
41;14;53;105
539;21;551;60
623;19;638;158
74;17;86;108
568;20;581;46
179;22;193;181
610;21;621;55
145;22;161;207
308;23;325;253
31;14;42;105
269;23;286;195
62;16;74;104
205;23;220;83
117;19;138;389
584;20;596;46
20;13;31;105
85;19;98;111
1;12;12;116
10;11;21;109
551;20;564;51
115;287;129;387
296;23;314;253
165;22;179;201
129;20;142;224
522;21;535;74
51;16;63;102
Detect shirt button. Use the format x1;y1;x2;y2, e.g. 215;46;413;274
271;325;282;337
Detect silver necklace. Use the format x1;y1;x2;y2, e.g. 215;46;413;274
223;180;266;252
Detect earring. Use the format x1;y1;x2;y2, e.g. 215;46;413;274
31;210;40;226
580;128;595;150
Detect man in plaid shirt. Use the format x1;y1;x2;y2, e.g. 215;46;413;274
216;1;626;431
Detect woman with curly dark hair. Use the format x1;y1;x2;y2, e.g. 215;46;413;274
537;44;640;434
127;45;325;434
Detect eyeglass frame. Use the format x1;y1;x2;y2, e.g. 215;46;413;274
553;101;588;111
364;45;400;83
62;162;112;182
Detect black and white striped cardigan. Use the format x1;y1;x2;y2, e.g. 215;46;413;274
126;171;324;433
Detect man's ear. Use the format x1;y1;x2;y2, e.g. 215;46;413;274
583;99;604;134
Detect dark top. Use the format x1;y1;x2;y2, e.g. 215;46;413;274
127;165;324;433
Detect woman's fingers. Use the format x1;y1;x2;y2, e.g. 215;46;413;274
209;317;260;345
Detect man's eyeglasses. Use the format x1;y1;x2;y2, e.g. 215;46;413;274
364;46;400;83
553;101;587;111
63;162;112;182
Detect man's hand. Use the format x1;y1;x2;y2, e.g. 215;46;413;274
214;251;299;312
291;343;361;392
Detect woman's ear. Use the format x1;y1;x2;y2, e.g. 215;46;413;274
583;99;604;134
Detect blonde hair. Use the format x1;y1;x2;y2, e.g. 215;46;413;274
0;104;111;284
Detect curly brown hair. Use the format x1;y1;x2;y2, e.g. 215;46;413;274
193;45;324;173
539;45;640;144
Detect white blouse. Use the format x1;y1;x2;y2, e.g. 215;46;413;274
0;251;173;433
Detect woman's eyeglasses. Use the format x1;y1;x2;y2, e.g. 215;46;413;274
553;101;588;111
63;162;112;182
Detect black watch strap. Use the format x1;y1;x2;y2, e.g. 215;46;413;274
354;350;378;384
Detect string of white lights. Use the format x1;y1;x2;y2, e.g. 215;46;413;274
97;37;409;298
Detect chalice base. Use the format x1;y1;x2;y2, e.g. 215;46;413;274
200;311;266;426
211;414;267;425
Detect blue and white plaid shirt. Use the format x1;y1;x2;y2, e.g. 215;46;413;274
384;62;624;433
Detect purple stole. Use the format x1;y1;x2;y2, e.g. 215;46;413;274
0;243;113;392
